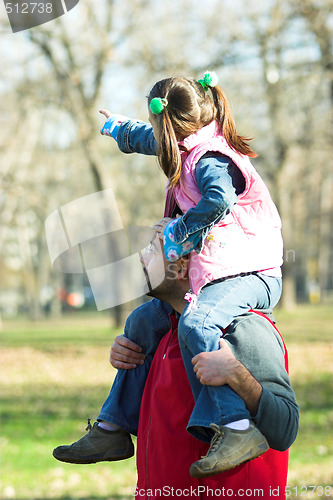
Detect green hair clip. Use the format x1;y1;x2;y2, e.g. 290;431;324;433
198;71;218;91
150;97;168;115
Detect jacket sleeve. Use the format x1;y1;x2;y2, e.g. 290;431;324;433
172;154;239;246
116;119;158;156
224;312;299;451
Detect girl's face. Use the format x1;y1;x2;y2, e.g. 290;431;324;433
148;108;160;143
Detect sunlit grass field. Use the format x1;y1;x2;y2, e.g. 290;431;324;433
1;305;332;499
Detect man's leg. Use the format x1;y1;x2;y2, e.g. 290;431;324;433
53;299;172;464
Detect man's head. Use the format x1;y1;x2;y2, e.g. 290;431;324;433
141;231;190;312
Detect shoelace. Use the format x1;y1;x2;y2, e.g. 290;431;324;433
205;423;225;457
85;418;92;432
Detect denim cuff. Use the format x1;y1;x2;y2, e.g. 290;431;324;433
117;119;137;153
116;119;158;156
172;216;188;243
101;115;130;140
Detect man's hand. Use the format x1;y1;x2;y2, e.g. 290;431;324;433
192;339;239;386
192;338;262;416
110;334;145;370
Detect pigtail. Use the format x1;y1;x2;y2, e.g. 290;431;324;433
158;111;182;188
211;86;257;158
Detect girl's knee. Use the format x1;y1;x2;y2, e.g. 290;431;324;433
178;313;192;345
178;310;205;346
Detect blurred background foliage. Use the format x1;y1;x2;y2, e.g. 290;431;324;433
0;0;332;326
1;2;333;499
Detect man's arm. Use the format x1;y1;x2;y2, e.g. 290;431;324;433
192;339;262;416
193;312;299;452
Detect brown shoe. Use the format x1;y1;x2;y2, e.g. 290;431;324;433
53;422;134;464
190;422;269;478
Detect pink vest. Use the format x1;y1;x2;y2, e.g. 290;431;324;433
173;121;283;294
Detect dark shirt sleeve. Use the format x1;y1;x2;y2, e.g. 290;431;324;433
224;312;299;451
254;386;299;451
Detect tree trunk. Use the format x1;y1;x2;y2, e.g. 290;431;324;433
277;161;297;309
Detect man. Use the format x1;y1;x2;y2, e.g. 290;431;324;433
53;230;298;496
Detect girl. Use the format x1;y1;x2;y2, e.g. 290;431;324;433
100;72;283;477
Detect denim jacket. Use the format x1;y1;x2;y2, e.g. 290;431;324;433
115;119;244;253
117;119;158;156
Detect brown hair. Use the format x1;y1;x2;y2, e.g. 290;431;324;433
148;76;257;188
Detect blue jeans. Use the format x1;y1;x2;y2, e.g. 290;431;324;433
178;273;282;440
98;274;282;441
98;298;173;435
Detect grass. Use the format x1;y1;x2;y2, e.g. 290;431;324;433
1;314;135;500
274;306;333;495
1;305;332;499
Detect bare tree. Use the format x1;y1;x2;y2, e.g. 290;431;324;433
291;0;333;299
1;0;332;325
